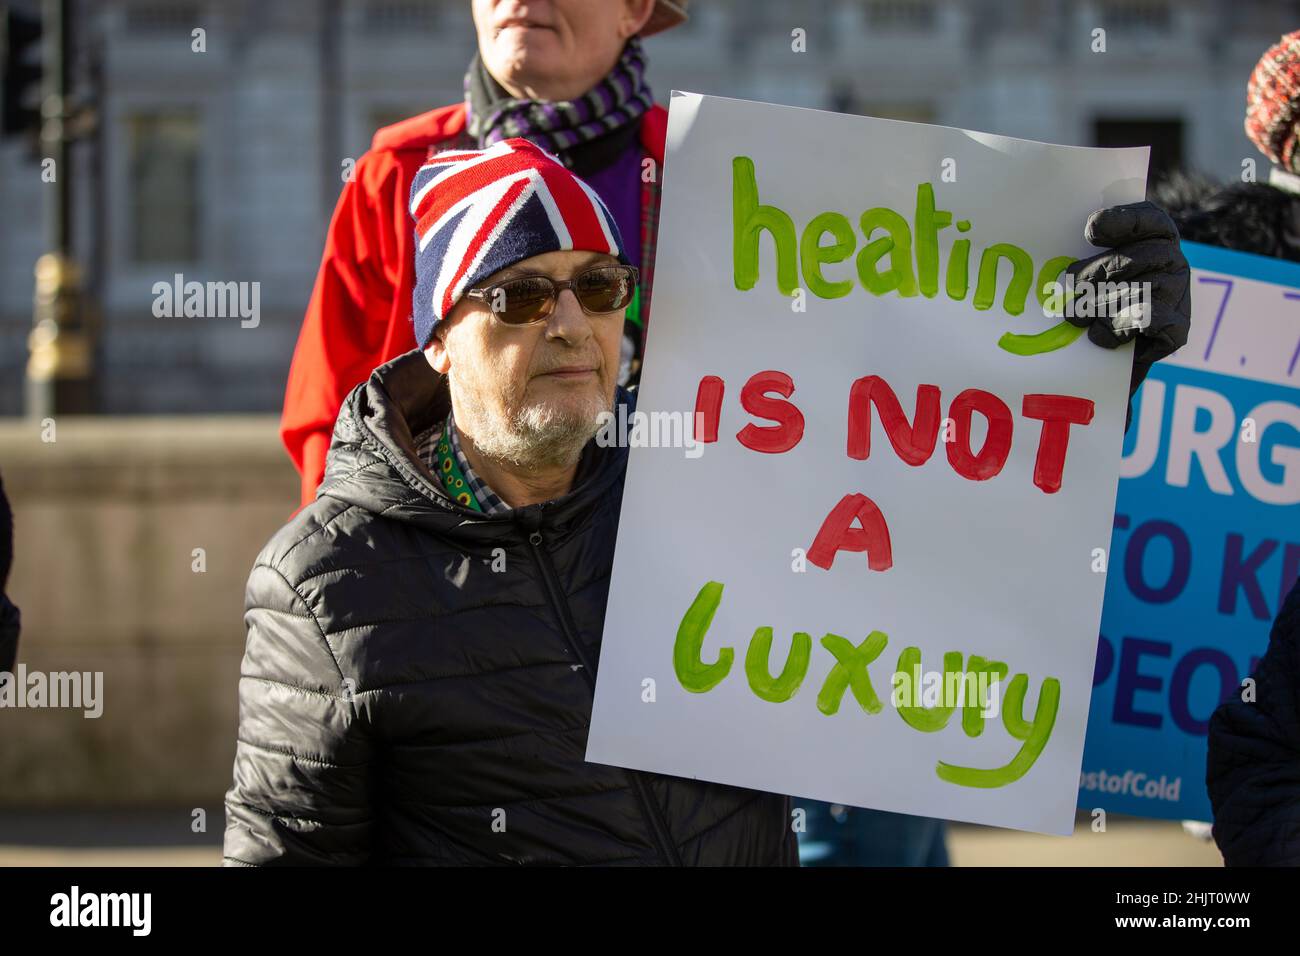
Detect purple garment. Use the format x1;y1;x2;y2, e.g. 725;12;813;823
581;138;643;270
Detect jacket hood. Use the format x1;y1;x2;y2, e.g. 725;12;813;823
318;350;630;542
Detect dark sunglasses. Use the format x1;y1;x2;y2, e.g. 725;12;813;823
464;264;639;326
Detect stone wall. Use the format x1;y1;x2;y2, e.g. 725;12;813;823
0;416;298;806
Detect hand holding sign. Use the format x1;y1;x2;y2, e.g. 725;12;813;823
1065;201;1192;358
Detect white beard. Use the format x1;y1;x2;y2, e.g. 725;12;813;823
454;383;610;469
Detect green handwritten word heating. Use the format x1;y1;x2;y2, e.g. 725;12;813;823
732;155;1082;356
673;580;1061;789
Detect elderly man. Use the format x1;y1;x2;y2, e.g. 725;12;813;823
282;0;686;506
226;133;1190;865
224;139;798;866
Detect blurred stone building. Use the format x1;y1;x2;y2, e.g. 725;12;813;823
0;0;1297;417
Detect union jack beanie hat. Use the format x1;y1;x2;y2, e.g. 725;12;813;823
409;137;628;348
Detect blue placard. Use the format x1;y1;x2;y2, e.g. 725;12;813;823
1079;241;1300;822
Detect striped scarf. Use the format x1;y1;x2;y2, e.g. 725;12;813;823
464;37;654;155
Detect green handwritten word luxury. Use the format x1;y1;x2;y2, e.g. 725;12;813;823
673;581;1061;789
731;156;1083;356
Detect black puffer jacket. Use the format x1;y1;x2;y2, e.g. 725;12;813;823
223;350;797;866
1206;577;1300;865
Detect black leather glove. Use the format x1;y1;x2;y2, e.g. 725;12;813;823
1064;200;1191;428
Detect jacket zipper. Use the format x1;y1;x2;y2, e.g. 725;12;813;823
527;528;683;867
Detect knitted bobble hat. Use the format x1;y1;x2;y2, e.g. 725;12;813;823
1246;30;1300;174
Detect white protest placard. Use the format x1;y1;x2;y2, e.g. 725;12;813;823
587;92;1149;835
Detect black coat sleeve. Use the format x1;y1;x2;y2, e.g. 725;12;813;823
0;470;16;674
0;596;18;676
222;562;375;865
1206;577;1300;865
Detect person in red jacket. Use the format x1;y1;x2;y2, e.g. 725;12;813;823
283;0;685;505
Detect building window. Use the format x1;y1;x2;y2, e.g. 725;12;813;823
1100;0;1172;33
124;1;204;33
362;0;439;33
1093;118;1184;189
128;112;201;264
857;101;936;124
830;85;935;124
863;0;937;31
